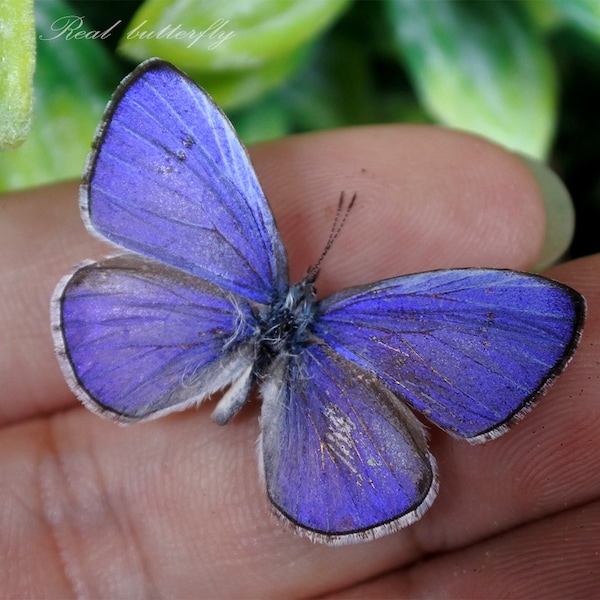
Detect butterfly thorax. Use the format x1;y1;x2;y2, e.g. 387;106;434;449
257;278;318;360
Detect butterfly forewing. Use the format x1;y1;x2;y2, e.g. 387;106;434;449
316;269;585;441
83;59;288;304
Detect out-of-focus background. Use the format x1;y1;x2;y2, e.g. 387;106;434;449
1;0;600;259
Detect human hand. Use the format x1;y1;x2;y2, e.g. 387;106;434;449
1;126;598;598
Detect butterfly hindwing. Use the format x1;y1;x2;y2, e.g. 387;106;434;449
82;59;288;304
315;268;585;442
260;344;437;544
53;254;260;421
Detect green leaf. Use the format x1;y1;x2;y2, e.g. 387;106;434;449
0;1;118;191
118;0;350;71
386;0;557;158
0;0;35;149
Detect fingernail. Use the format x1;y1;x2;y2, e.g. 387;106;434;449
519;155;575;270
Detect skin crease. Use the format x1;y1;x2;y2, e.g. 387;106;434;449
0;125;598;597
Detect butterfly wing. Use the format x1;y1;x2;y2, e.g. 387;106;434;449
260;344;437;544
82;58;287;304
315;269;585;442
52;255;259;422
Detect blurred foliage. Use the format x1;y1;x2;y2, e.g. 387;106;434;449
0;0;35;149
0;0;118;189
0;0;599;257
386;0;557;158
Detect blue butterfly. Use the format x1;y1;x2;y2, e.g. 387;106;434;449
52;59;585;545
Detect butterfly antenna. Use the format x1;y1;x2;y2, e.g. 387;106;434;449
307;191;357;283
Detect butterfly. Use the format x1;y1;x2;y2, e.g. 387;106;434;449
52;58;586;545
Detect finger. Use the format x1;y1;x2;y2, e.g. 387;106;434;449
0;183;112;424
255;125;546;292
0;126;546;424
324;502;600;598
3;406;408;598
